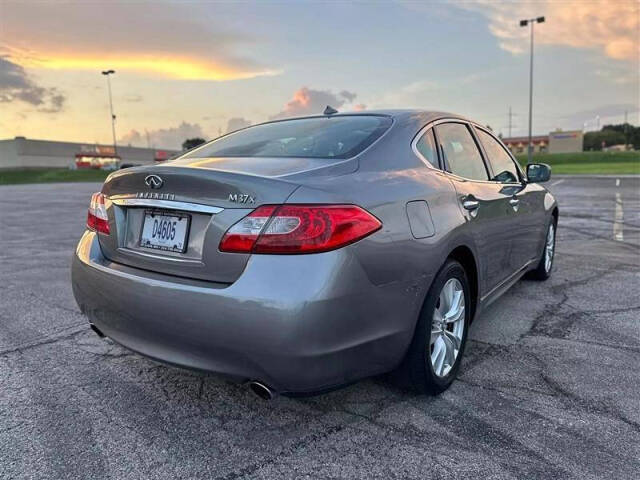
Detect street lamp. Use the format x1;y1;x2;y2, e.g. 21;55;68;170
101;70;117;156
520;16;544;164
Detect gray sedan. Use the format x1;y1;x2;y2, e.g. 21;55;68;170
72;110;557;398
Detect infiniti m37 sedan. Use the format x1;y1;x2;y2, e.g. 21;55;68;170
72;110;557;398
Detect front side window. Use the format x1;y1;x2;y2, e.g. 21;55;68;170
415;129;439;168
181;115;392;160
435;123;488;181
476;129;520;183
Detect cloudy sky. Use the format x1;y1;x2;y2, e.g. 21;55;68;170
0;0;638;149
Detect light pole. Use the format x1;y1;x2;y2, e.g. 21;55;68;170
520;16;544;164
101;70;117;156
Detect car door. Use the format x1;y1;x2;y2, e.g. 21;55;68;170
473;127;540;271
433;121;514;294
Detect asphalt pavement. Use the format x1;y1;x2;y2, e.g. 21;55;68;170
0;176;638;479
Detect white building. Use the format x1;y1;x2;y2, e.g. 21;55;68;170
0;137;178;169
502;129;584;155
548;130;583;154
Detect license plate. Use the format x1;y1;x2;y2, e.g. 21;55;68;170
140;211;190;253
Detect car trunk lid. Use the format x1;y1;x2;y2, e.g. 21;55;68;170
97;162;304;283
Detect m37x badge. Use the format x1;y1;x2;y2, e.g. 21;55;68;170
228;193;255;204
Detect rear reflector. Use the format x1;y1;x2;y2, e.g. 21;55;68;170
219;204;381;254
87;192;110;234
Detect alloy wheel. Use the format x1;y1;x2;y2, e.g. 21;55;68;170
430;278;465;378
545;223;555;272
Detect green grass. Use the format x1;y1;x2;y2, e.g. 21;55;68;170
0;168;111;185
515;151;640;175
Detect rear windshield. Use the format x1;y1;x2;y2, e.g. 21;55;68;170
183;115;392;159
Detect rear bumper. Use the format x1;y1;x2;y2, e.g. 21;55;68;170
71;231;422;393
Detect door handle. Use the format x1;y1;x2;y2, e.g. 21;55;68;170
462;199;479;211
509;197;519;212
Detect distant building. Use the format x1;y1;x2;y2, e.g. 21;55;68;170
502;129;583;155
548;130;583;154
0;137;179;169
502;135;548;155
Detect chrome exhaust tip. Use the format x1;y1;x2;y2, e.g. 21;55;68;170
248;381;274;401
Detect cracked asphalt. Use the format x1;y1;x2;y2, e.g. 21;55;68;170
1;176;638;479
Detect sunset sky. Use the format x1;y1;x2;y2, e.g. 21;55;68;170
1;0;638;150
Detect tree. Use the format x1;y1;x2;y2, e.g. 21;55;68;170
602;123;640;150
584;129;625;150
583;124;640;151
182;137;206;151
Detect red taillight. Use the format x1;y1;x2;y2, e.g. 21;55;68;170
219;204;381;254
87;192;110;234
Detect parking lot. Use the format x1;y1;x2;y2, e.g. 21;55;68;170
1;176;638;479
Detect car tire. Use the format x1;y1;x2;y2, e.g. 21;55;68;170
527;219;556;281
400;259;470;395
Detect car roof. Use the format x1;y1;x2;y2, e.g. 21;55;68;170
268;109;474;128
340;109;456;118
263;109;471;124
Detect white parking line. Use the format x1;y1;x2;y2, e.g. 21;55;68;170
614;192;624;241
616;178;620;187
551;179;565;186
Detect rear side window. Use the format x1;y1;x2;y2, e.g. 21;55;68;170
476;129;520;183
415;129;439;168
435;123;488;181
183;116;392;160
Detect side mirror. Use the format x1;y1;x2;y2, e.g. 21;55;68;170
526;163;551;183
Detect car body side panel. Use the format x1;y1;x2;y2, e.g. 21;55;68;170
284;154;475;348
287;167;466;293
508;182;545;269
515;183;557;270
445;177;514;296
536;184;556;244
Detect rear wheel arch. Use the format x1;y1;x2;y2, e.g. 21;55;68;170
397;256;472;394
446;245;479;322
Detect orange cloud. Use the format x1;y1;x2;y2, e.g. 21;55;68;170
270;87;360;119
456;0;639;61
16;54;280;81
0;2;280;81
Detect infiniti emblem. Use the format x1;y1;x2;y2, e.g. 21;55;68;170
144;174;164;189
